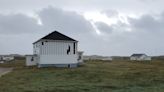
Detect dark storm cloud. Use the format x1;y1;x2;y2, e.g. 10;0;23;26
94;22;113;34
128;14;164;33
0;13;41;34
38;6;95;35
0;6;95;36
0;6;98;54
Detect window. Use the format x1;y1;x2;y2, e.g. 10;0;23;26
73;43;76;54
68;64;71;68
42;42;44;45
31;57;34;61
67;45;70;55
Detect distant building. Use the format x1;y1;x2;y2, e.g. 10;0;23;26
0;56;4;63
0;55;15;63
26;31;83;68
83;55;112;61
102;57;113;61
130;54;151;61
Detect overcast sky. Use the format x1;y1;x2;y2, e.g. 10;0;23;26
0;0;164;56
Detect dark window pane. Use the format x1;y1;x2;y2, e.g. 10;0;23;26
73;43;75;54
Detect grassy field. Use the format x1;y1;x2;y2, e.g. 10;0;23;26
1;60;164;92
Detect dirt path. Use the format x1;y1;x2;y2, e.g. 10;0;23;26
0;67;13;77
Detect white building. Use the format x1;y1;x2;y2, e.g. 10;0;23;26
26;55;37;66
77;51;84;64
102;57;113;61
0;55;15;63
130;54;151;61
26;31;83;68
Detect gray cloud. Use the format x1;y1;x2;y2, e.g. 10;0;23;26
0;34;36;54
0;0;164;15
101;9;118;18
0;13;41;34
0;5;164;56
129;14;164;33
0;6;98;55
92;12;164;55
38;6;95;36
138;0;157;2
94;22;113;34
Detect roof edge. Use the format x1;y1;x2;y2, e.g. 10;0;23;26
33;39;78;44
33;31;78;44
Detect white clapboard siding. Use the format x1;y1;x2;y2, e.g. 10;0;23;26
38;41;76;55
26;31;82;67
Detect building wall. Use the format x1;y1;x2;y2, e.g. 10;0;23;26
38;54;79;68
34;40;77;55
130;57;140;60
33;40;78;66
39;55;78;64
77;52;84;64
130;56;151;61
26;55;37;66
33;42;41;55
38;63;78;68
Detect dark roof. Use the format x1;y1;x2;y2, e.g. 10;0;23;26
34;31;77;43
131;54;146;57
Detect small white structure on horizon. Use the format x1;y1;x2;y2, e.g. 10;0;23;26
0;55;14;63
102;57;113;61
26;31;83;68
130;54;151;61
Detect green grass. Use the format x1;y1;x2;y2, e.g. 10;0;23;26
1;60;164;92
